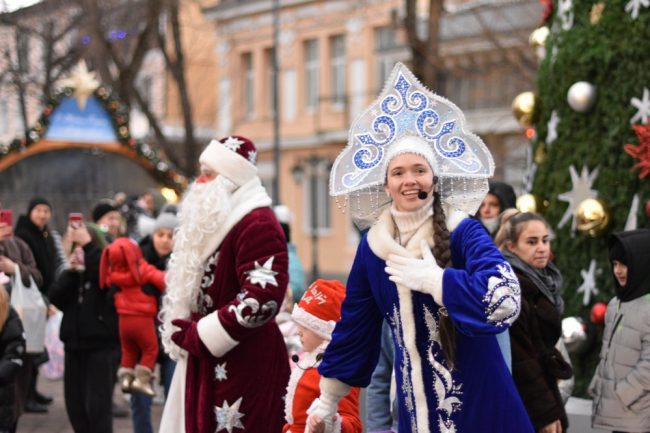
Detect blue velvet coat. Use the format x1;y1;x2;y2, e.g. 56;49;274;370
319;211;534;433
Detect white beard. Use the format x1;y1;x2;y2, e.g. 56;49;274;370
159;176;236;360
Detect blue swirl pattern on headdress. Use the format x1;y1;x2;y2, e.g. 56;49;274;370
341;71;483;189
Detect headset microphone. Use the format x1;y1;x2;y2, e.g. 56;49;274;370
417;191;428;200
291;353;324;370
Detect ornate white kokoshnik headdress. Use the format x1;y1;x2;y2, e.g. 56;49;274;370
329;62;495;229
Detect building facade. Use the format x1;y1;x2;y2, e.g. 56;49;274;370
202;0;541;280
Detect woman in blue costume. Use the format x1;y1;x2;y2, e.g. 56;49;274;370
306;63;534;433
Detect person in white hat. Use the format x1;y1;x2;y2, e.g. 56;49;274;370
307;63;534;433
159;136;289;433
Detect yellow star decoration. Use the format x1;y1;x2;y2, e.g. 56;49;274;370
590;2;605;25
59;61;100;111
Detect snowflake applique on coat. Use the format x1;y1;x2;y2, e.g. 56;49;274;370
244;256;279;289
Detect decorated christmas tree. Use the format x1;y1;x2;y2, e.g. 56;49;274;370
522;0;650;395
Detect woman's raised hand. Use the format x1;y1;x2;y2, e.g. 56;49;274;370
385;239;444;304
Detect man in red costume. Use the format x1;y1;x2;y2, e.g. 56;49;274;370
159;136;290;433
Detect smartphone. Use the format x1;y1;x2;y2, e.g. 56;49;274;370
68;212;83;229
0;209;13;227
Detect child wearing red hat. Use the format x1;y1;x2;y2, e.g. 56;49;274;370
284;279;362;433
99;237;166;396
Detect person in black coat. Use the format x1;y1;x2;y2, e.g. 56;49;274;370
49;221;119;433
13;197;64;411
497;210;572;433
0;283;26;433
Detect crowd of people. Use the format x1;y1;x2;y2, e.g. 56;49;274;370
0;63;648;433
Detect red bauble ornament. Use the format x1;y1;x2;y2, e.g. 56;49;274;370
590;302;607;325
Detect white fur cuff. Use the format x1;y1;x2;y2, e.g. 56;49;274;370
320;376;351;399
197;312;239;358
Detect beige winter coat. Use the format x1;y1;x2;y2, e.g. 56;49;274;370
589;295;650;432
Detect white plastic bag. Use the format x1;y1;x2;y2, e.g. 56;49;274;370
10;264;47;353
42;311;64;380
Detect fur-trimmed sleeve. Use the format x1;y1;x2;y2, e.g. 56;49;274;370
197;208;288;356
442;218;521;336
318;238;384;388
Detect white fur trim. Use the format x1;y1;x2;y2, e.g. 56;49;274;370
442;202;468;232
159;358;187;433
383;136;437;176
285;345;328;424
197;311;239;358
367;207;431;432
200;139;257;186
198;177;272;262
292;305;336;340
431;270;444;305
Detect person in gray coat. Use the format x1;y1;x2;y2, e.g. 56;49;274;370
589;229;650;433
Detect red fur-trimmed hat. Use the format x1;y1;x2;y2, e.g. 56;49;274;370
292;279;346;340
199;135;258;186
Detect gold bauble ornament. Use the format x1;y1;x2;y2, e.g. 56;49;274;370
576;198;610;236
590;2;605;24
534;144;546;164
512;92;536;126
529;26;550;48
516;194;541;213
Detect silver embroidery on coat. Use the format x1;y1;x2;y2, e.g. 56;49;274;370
228;297;278;328
423;305;462;430
388;305;417;432
483;262;520;327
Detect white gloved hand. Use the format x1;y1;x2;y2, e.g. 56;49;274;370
385;239;444;305
306;395;338;433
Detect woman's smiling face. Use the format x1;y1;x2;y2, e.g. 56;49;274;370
384;153;435;212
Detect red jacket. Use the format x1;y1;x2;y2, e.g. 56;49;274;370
283;363;362;433
99;237;165;317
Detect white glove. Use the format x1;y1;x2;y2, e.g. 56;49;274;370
305;395;337;433
385;239;444;305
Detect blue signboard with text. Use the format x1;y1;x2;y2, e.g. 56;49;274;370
44;96;117;143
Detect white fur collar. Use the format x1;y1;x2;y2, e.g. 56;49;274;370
367;204;467;260
199;177;272;262
284;343;328;424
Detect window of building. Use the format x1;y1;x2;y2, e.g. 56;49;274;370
13;99;24;133
374;26;403;92
304;39;319;111
265;47;276;117
16;29;29;74
0;98;7;135
303;164;331;233
330;35;346;108
242;52;254;118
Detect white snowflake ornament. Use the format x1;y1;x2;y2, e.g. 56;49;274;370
222;136;245;151
214;362;228;382
244;256;279;289
630;87;650;125
215;397;245;433
577;260;599;306
625;0;649;19
558;0;575;30
546;110;560;146
557;165;599;233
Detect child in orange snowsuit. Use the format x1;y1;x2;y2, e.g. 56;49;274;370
283;279;362;433
99;237;165;396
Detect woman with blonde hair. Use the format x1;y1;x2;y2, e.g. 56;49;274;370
496;210;572;433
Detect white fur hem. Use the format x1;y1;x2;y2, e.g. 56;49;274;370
197;312;239;358
200;139;257;186
292;305;335;340
159;357;187;433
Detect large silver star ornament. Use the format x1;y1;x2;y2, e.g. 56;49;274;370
245;256;278;289
557;165;599;233
214;362;228;381
577;260;599;306
630;87;650;124
215;397;245;433
223;136;244;151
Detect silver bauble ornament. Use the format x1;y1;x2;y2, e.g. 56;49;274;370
562;316;587;353
567;81;597;113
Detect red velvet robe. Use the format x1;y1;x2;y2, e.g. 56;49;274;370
185;207;290;433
